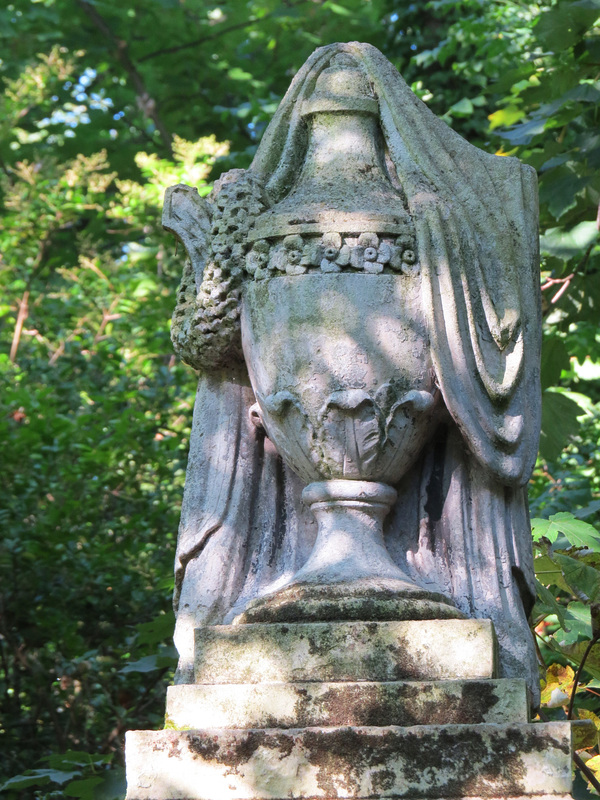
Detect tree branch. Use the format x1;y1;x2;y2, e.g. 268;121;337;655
9;227;55;363
77;0;172;156
138;1;304;63
9;290;30;364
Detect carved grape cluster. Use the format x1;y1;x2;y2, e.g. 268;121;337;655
245;230;418;279
172;170;268;370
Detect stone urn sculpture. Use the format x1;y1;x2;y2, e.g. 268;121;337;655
125;41;559;800
163;42;541;697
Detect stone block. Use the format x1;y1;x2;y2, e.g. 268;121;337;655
166;678;528;729
194;619;497;684
125;721;572;800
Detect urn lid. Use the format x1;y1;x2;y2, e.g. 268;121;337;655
249;53;410;242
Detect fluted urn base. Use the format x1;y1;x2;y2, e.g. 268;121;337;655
233;480;463;625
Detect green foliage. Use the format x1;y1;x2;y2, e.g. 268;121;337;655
0;47;225;797
0;1;599;798
532;511;600;789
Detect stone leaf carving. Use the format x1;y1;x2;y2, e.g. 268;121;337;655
257;383;436;484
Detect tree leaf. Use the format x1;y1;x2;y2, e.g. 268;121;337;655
498;116;549;145
541;662;574;706
540;222;598;261
535;577;568;627
555;554;600;603
535;1;600;49
65;777;104;798
541;334;570;390
540;390;582;461
539;166;590;220
488;104;524;131
0;769;80;791
561;641;600;680
448;97;474;117
551;513;600;551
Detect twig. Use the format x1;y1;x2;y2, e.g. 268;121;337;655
533;631;548;668
541;231;597;308
8;227;56;362
138;1;304;63
551;277;573;304
541;274;573;292
77;0;172;155
568;632;600;720
139;14;273;62
9;290;30;363
575;752;600;795
93;298;122;344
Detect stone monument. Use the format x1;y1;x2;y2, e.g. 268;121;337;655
126;42;575;800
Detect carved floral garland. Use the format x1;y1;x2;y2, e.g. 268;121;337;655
171;170;268;370
246;231;419;279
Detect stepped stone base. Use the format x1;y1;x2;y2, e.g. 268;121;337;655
126;618;572;800
125;722;572;800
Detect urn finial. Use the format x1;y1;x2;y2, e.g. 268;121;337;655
301;52;379;117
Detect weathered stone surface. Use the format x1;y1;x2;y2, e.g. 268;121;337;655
195;619;497;684
164;41;542;701
125;721;572;800
166;678;528;729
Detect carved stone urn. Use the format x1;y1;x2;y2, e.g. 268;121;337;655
234;54;462;624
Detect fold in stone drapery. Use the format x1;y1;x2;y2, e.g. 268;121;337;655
388;425;538;704
173;42;541;703
173;372;312;682
175;406;539;701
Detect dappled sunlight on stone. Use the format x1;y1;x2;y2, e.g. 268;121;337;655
127;40;557;800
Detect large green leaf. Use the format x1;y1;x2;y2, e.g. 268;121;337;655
533;513;600;551
0;769;81;791
535;578;568;627
535;0;600;50
539;166;591;220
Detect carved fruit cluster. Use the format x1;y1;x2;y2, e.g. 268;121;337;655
245;231;418;279
172;170;268;370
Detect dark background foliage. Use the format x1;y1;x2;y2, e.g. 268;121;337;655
0;1;599;797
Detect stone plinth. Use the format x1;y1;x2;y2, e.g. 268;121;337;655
194;619;497;684
166;678;529;729
125;722;572;800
